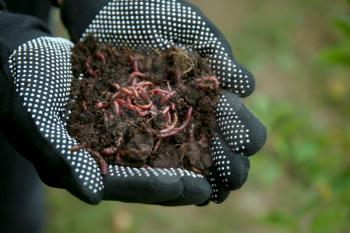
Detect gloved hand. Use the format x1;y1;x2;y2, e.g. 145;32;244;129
0;11;212;205
59;0;267;203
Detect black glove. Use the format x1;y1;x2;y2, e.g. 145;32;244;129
59;0;267;203
0;11;212;205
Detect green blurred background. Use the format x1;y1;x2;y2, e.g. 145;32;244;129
47;0;350;232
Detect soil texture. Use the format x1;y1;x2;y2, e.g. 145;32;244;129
67;36;219;176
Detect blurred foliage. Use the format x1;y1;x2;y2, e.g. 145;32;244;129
250;95;350;233
46;1;350;233
318;5;350;117
319;16;350;65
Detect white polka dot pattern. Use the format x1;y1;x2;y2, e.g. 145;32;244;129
211;135;232;188
216;95;250;155
8;37;104;194
108;165;202;178
7;37;204;201
208;134;249;202
82;0;254;97
208;170;221;201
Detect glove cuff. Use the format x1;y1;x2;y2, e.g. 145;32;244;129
50;0;64;7
0;12;50;53
0;12;51;120
60;0;109;42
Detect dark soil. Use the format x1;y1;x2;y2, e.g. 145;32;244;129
67;36;219;176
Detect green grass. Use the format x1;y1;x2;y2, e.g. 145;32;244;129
46;1;350;232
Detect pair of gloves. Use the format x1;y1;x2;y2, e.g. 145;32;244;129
0;0;266;205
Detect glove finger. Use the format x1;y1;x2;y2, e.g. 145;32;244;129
216;90;267;156
207;168;231;204
103;166;212;205
8;37;104;204
210;133;250;192
157;175;212;206
198;133;250;205
81;0;255;97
